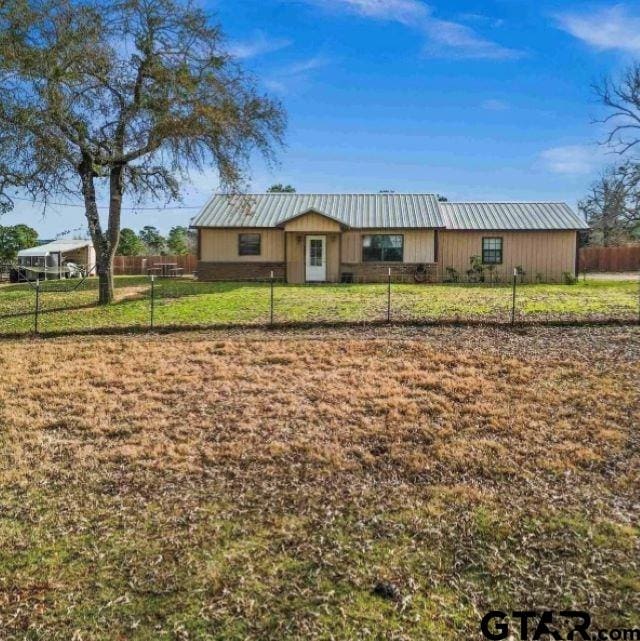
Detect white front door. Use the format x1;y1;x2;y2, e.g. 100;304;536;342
305;235;327;282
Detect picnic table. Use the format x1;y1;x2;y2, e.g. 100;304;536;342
150;262;178;277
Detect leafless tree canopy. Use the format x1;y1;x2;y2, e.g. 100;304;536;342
596;64;640;156
585;65;640;245
579;163;640;245
0;0;285;302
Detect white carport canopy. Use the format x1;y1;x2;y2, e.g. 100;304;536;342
17;240;93;257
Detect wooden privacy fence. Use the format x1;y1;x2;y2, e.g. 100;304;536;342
579;245;640;272
113;254;197;275
115;249;640;275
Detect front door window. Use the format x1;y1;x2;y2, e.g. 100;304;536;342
306;235;327;281
310;239;323;266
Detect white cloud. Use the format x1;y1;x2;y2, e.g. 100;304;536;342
555;4;640;53
323;0;429;24
228;32;292;59
424;18;518;59
263;78;288;93
263;55;332;94
480;99;509;111
458;13;505;29
287;55;331;75
304;0;520;59
539;145;604;175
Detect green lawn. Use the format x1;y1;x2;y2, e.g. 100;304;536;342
0;276;637;335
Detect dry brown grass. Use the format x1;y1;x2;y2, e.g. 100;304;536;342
0;326;639;640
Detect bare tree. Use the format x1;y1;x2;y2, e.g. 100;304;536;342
0;0;285;303
596;64;640;156
579;163;640;245
582;64;640;244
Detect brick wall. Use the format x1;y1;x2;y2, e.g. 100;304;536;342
197;262;286;281
340;263;438;283
197;261;438;283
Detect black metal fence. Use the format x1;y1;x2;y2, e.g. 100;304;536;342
0;272;638;338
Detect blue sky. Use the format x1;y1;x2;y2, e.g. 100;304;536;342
5;0;640;237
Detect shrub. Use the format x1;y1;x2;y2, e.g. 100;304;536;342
445;266;460;283
562;271;578;285
467;255;485;283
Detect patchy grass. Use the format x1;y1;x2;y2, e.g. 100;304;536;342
0;326;638;639
0;276;637;335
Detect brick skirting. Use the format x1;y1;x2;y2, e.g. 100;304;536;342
197;261;437;283
197;262;286;281
340;263;438;283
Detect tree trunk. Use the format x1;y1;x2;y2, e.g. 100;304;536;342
96;245;116;305
79;157;123;305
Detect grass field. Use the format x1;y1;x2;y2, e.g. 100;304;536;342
0;326;638;640
0;276;638;335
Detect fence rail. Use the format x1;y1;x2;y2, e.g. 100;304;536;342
579;244;640;272
0;274;638;338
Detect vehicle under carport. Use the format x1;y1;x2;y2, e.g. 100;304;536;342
13;240;96;281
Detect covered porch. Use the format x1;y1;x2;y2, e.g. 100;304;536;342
280;210;344;284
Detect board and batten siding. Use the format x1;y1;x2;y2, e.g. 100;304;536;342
341;230;435;264
282;212;342;233
285;233;304;284
199;228;284;262
439;230;578;281
285;232;341;284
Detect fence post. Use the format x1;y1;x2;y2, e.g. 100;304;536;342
270;270;274;325
150;275;155;330
34;279;40;334
638;269;640;326
387;267;391;323
511;267;517;325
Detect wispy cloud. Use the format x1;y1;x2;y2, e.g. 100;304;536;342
287;55;331;75
423;18;518;60
555;4;640;53
539;145;605;175
228;31;292;59
458;13;505;29
314;0;429;24
480;99;509;111
303;0;520;60
264;55;332;94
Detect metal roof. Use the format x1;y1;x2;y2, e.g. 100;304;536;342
192;194;588;231
191;193;445;229
17;239;93;257
439;202;588;230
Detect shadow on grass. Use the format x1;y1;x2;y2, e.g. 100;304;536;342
0;301;100;319
0;316;637;341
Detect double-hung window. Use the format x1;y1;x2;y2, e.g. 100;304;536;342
482;237;503;264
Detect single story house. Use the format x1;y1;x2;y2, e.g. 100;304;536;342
16;239;96;280
191;193;588;283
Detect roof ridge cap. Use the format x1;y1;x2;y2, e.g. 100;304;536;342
213;192;440;196
444;201;569;204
